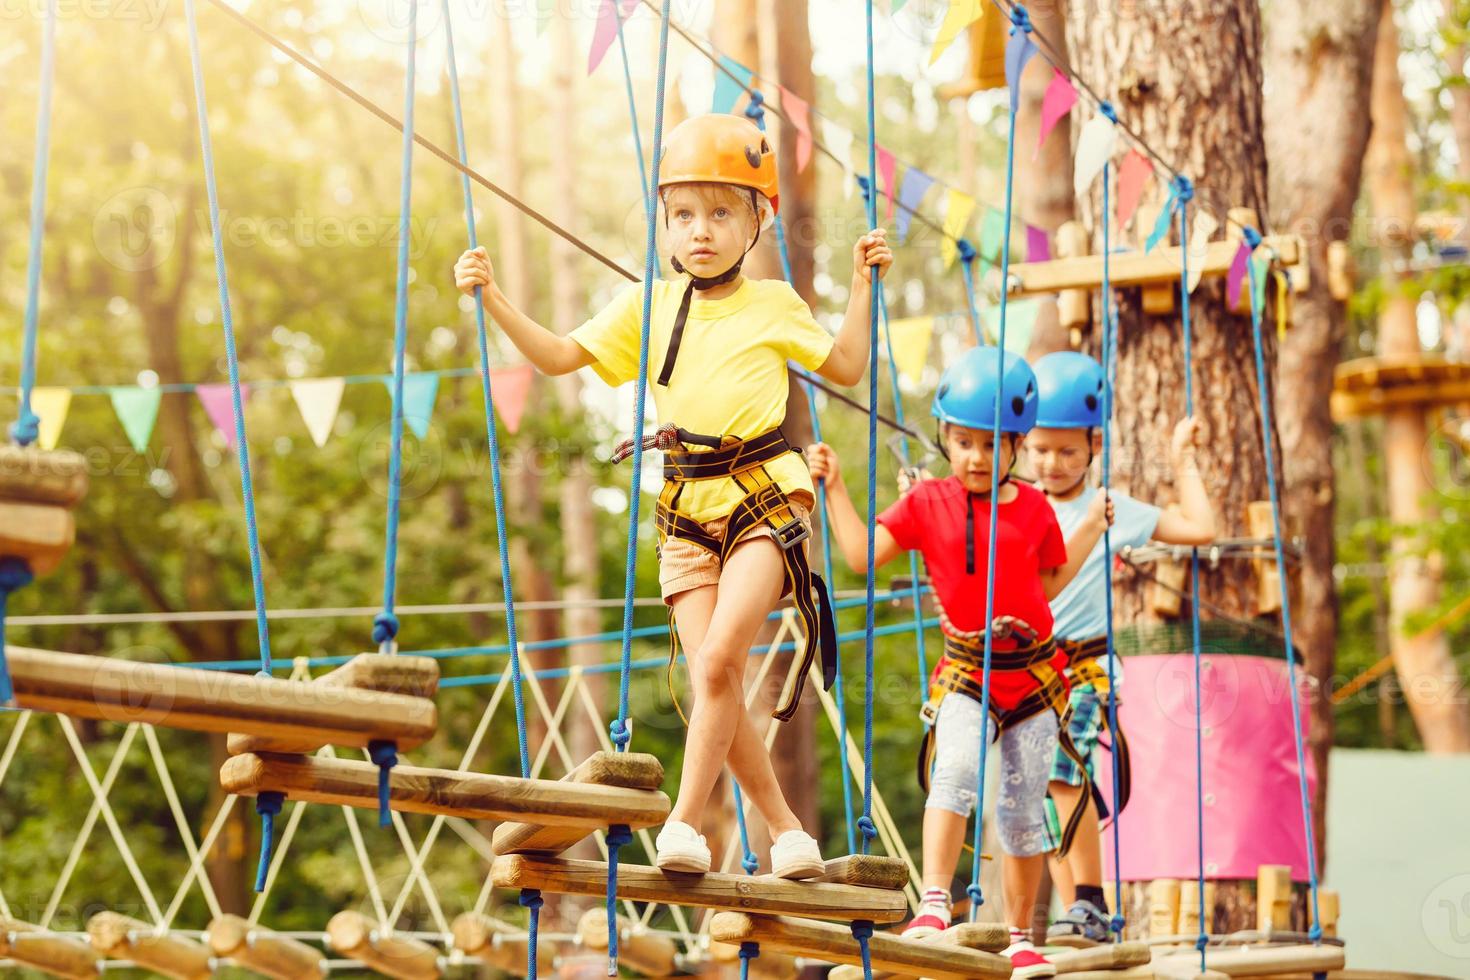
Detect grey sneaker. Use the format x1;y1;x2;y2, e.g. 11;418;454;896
1047;899;1111;943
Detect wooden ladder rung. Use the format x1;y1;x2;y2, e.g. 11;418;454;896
0;916;100;979
326;910;441;980
492;751;665;856
451;911;554;976
87;913;210;980
826;921;1011;978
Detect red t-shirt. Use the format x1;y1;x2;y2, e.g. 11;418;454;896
878;476;1067;710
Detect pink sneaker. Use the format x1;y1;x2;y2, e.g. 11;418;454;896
901;912;949;940
1004;933;1056;979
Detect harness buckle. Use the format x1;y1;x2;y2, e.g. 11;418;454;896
773;516;809;551
919;699;939;727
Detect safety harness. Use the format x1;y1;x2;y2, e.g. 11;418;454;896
613;423;837;723
1057;634;1133;824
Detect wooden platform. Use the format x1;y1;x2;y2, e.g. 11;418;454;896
222;752;671;827
1331;353;1470;419
1009;235;1303;297
7;646;438;750
491;751;665;856
709;913;1012;980
0;916;99;978
491;855;908;923
87;912;210;980
206;915;327;980
0;446;89;507
1054;942;1346;979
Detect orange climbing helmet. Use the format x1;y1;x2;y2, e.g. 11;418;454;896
658;113;780;214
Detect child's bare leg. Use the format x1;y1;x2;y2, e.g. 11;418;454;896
1048;781;1102;903
1003;854;1047;932
666;538;786;829
920;807;969;892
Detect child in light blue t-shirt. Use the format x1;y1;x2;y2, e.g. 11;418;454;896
1026;351;1217;943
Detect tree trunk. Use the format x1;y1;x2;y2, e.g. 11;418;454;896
1443;0;1470;200
1367;0;1470;752
1264;0;1382;872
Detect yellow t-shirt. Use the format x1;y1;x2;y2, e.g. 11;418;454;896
570;277;836;523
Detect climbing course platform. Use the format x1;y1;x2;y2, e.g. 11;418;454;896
491;750;667;855
1330;352;1470;420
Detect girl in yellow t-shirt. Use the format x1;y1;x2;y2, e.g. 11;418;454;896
453;113;889;878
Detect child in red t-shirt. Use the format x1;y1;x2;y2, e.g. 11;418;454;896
808;346;1110;977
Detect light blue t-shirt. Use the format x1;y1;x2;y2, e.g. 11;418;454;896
1048;487;1160;649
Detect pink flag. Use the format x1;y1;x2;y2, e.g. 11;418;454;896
877;145;897;223
197;383;250;450
779;87;814;173
588;0;638;75
1116;149;1153;228
1226;240;1252;309
1035;68;1077;161
490;364;535;435
1026;224;1050;262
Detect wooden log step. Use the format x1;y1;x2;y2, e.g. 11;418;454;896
0;500;75;576
326;910;441;980
708;913;1011;980
811;855;909;891
826;922;1012;978
87;912;211;980
708;939;799;979
0;916;99;978
0;447;89;507
1050;941;1152;973
492;751;665;856
222;753;671;827
1151;943;1346;977
577;908;678;977
7;646;438;749
491;855;907;923
228;654;441;755
451;911;554;976
206;914;327;980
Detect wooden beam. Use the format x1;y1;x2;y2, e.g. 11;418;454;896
491;751;665;856
1255;865;1292;934
0;500;75;576
228;654;440;755
0;917;99;979
7;646;438;749
1247;502;1282;615
1148;879;1182;936
810;855;908;891
326;910;441;980
1317;888;1340;938
826;922;1012;979
0;447;89;507
492;855;907;923
1010;234;1303;298
1054;221;1092;335
451;912;553;976
709;913;1012;980
577;908;677;977
1050;941;1151;973
1177;880;1216;938
86;913;210;980
222;752;671;826
1152;943;1345;977
206;915;326;980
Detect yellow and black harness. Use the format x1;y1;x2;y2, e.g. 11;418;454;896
615;424;837;723
915;627;1094;857
1058;635;1133;824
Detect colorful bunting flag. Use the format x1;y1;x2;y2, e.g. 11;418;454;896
1187;210;1219;294
982;298;1043;354
877;146;897;223
930;0;982;66
979;207;1007;263
1251;254;1270;317
1035;69;1077;160
29;388;71;451
940;189;977;269
1026;224;1050;262
383;373;440;440
896;166;936;242
886;316;934;383
1226;239;1252;310
779;87;814;173
711;55;754;115
490;364;535;435
587;0;638;75
1074;112;1119;197
1145;181;1181;253
1004;20;1038;113
196;384;248;450
1116;149;1153;229
290;377;346;448
108;386;162;453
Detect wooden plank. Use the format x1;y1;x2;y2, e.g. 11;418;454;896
206;915;327;980
1150;555;1187;618
451;911;553;976
0;500;75;576
1148;879;1181;937
1010;234;1303;297
708;913;1011;980
826;923;1012;979
326;910;440;980
87;912;211;980
1051;941;1152;973
1317;888;1339;938
706;939;800;978
222;753;671;826
1255;865;1291;934
7;646;438;749
1054;220;1092;333
0;447;89;506
578;908;677;977
1152;943;1345;977
229;654;441;755
1247;503;1282;616
492;855;907;923
491;751;665;856
0;917;99;979
811;855;908;891
1177;881;1216;938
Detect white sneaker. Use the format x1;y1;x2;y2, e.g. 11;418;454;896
655;821;711;874
770;829;824;879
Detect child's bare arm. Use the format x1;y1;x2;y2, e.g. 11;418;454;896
1153;416;1217;545
454;247;595;376
1042;492;1114;599
816;230;892;386
806;442;904;572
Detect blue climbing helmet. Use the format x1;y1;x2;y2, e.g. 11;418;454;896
931;345;1038;434
1033;350;1106;429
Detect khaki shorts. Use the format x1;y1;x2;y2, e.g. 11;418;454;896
658;495;814;601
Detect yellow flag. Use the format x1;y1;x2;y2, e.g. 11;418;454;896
887;316;934;383
929;0;983;66
29;387;72;451
941;188;977;269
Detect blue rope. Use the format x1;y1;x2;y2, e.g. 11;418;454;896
0;559;35;707
612;0;674;755
440;0;530;781
1243;226;1323;944
252;791;284;893
519;888;545;980
368;740;397;828
1174;174;1210;968
13;0;55;448
738;941;760;980
968;6;1029;916
957;238;985;345
732;783;760;874
604;823;633;975
851;919;875;980
859;0;882;861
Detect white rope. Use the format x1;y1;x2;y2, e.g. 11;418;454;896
170;792;238;927
143;724;224;925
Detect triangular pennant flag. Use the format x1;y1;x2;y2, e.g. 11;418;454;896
712;55;755;114
877;146;897;223
289;377;346;448
1145;181;1181;253
1035;69;1077;161
490;364;535;435
895;166;936;242
382;373;440;440
1226;240;1252;310
779;86;814;173
979;207;1007;263
1116;149;1153;229
197;383;249;450
535;0;554;34
1004;22;1038;113
1074;112;1119;197
892;0;910;10
821;119;856;199
940;189;977;269
1251;254;1269;316
108;386;162;453
1026;224;1050;262
587;0;638;75
930;0;983;66
982;298;1043;353
1187;209;1219;294
29;388;71;451
886;316;934;383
